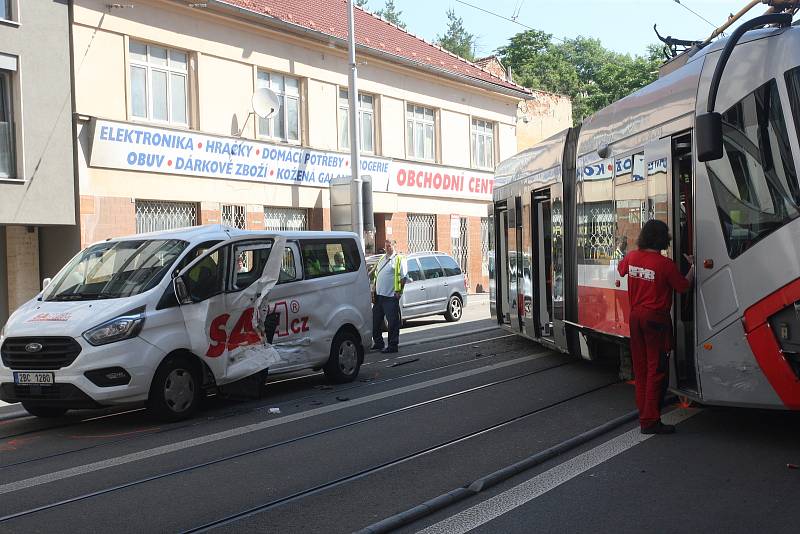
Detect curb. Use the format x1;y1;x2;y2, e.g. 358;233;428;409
355;409;639;534
399;325;501;349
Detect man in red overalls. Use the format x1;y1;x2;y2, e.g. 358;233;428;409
618;220;694;434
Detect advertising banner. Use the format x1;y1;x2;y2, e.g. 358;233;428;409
89;119;493;201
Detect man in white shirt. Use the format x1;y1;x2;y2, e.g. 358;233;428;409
371;240;409;353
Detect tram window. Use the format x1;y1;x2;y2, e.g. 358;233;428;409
706;79;800;258
614;153;646;258
578;159;615;265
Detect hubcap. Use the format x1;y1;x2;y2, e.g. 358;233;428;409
450;298;462;319
338;340;358;376
163;368;195;413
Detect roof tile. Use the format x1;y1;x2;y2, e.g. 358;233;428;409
218;0;527;94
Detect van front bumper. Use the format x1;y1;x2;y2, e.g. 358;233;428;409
0;336;166;407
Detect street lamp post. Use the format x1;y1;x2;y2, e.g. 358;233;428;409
347;0;364;249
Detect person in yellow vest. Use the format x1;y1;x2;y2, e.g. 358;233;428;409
371;239;409;353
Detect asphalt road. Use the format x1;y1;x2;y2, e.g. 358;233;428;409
1;305;799;533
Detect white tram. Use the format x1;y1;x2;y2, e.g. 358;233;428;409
490;10;800;409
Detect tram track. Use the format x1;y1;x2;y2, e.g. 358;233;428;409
0;355;585;524
0;347;530;471
0;332;517;445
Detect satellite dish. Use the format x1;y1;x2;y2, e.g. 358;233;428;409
252;88;281;119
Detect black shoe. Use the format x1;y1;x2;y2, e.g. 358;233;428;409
641;421;676;435
381;347;398;354
370;344;385;352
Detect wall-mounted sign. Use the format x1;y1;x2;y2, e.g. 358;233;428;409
88;119;493;202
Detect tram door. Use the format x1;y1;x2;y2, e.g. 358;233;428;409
504;196;524;332
528;188;555;339
672;133;697;392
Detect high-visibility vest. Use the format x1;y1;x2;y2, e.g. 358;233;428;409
372;254;404;292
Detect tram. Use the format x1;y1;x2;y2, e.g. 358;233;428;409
490;7;800;410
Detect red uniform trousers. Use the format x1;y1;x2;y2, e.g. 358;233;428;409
629;307;672;428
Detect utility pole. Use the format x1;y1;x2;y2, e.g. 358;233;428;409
347;0;364;248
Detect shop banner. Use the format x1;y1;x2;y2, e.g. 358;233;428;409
89;119;493;201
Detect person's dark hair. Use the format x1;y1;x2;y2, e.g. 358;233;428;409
637;219;671;251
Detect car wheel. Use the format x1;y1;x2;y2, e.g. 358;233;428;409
324;330;363;383
444;295;463;322
21;403;68;418
147;354;202;421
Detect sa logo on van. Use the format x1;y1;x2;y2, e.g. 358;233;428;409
206;302;310;358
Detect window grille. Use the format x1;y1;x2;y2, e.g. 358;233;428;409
451;217;468;274
407;214;436;252
578;203;615;261
221;204;246;229
135;200;198;234
264;207;308;231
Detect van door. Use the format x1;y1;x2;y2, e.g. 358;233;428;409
176;236;287;384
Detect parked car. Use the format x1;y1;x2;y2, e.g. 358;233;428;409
0;225;371;421
368;251;468;323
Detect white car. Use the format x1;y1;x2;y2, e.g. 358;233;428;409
0;225;372;420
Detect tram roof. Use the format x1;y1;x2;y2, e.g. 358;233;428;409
494;128;569;190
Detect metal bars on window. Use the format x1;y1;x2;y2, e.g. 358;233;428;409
135;200;198;234
451;217;468;274
221;204;246;229
407;213;436;252
264;207;308;231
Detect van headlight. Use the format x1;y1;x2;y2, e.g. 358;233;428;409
83;313;145;346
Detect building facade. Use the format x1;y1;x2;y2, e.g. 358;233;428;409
72;0;568;295
0;0;78;328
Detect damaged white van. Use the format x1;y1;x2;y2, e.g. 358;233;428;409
0;225;371;420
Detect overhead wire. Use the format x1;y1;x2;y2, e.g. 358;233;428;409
454;0;566;42
670;0;718;29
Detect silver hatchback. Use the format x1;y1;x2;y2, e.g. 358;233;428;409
400;252;468;322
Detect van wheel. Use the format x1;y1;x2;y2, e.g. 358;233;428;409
444;295;463;322
21;403;68;418
147;354;202;421
324;330;363;383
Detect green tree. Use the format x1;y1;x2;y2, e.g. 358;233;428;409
354;0;370;8
437;9;475;61
497;31;661;124
377;0;405;29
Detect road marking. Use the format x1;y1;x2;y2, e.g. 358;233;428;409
0;352;549;496
418;408;700;534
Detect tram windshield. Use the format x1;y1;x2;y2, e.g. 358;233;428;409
706;78;800;259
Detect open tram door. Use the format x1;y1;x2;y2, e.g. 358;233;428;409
644;134;698;393
672;133;698;394
494;196;524;332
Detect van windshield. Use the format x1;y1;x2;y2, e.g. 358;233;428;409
43;239;188;301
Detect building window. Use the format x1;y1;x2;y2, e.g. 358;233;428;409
264;207;308;231
406;104;435;161
257;71;300;143
129;41;189;125
221;204;246;229
0;69;15;179
471;118;494;169
338;89;375;153
407;213;436;252
1;1;12;21
135;200;198;234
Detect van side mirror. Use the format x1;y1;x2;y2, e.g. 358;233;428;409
42;277;52;290
173;276;192;305
696;112;723;162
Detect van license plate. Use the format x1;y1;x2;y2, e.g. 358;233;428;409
13;372;54;386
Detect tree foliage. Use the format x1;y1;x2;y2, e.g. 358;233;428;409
376;0;405;29
436;9;476;61
498;31;661;123
354;0;370;7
